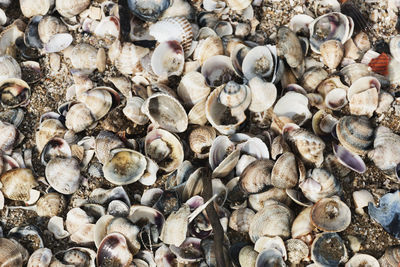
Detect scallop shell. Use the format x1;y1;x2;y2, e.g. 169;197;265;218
336;115;374;155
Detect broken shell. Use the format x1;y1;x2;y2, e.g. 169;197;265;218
301;67;329;93
160;204;190;247
300;168;340;203
353;189;374;215
48;216;70;240
225;0;251;10
320;40;344;69
254;236;286;260
0;55;21;81
145;129;182;173
142;93;188;133
27;248;52;267
368;191;400;239
311;233;348;266
106;217;141;255
345;253;379;267
311;197;351;232
38;16;67;44
103;148;147;185
209;135;240;177
97;233;133;267
336;115;374;155
325;88;348;110
189;126;216;159
312;109;338;135
170;237;203;264
178;71;210;108
151;40;185;77
277;26;304;68
309;12;351;53
271;152;298;189
228;207;255;232
248;77;277;113
255;249;285;267
249;200;294;242
0;78;31;108
289;14;314;35
286;238;309;265
1;168;37;201
127;0;171;21
45;157;81;194
56;0;90;18
94;131;125;165
242;46;274;81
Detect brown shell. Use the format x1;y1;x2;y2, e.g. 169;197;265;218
1;168;37;201
36;193;66;217
311;197;351;232
228;208;255;232
271;152;298;189
0;238;23;266
239;159;274;194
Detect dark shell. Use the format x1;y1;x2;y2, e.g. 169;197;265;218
24;16;43;49
311;233;347;266
127;0;171;21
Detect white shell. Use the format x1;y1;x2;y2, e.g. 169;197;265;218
248;77;277;112
56;0;90;18
242;46;274;81
151;41;185;77
0;55;21;81
390;35;400;62
273;91;312;126
20;0;53;18
325;88;348;110
43;33;73;53
123;96;149;125
48;216;70;239
352;190;374;215
27;248;52;267
45;157;81;194
177;71;210;107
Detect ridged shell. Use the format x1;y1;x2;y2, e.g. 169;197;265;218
311;197;351;232
277;26;304;68
0;238;23;266
36;192;66;217
0;55;21;81
38;16;67;44
240;159;274;194
271;152;298;189
178;71;210;108
320;40;344;69
1;168;37;201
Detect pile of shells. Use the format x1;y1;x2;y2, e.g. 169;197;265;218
0;0;399;266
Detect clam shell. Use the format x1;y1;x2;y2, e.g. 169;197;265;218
35;118;66;153
103;148;147;185
97;233;133;267
255;249;286;267
189;126;216;159
229;208;255;232
242;46;274;81
65;102;95;133
249;200;294;242
336;115;374;155
273;91;311;126
201;55;236;87
0;238;23;266
193;36;224;65
301;67;328;93
27;248;52;267
142;93;188;133
311;197;351;232
170;237;203;264
0;55;21;81
311;233;348;266
38;16;67;44
127;0;171;21
345;253;379;267
291;207;314;239
300;168;340;203
320;40;344;69
379;246;400;267
123;96;149;125
271;152;298;189
43;33;73;53
239;159;274;194
151;40;185;77
0;78;31;108
286;239;309;265
390;35;400;62
218;81;251;114
249;188;292;211
69;43;98;74
46;157;81;194
79;88;113;121
248;77;277;112
1;168;37;201
36;192;66;217
0;120;18;153
225;0;251;10
94;131;125;165
277;26;304;68
56;0;90;18
177;71;210;107
325;88;348;110
239;246;258;267
160;204;190;247
333;144;366;174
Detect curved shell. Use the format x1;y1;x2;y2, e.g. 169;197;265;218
325;88;348;110
239;159;274;193
27;248;52;267
336;115;374;155
346;253;379;267
271;152;298;189
36;192;66;217
65;102;95;133
229;208;255;232
145;128;184;172
273;91;311;126
189;126;216;159
300;168;340;203
291;207;314;239
390;35;400;63
127;0;171;21
1;168;37;201
103;148;147;185
194;36;224;65
311;233;348;266
142;93;188;133
0;238;23;266
78;88;113;121
151;40;185;77
178;71;211;108
35;118;66;153
0;78;31;108
45;157;81;194
379;246;400;267
311;197;351;232
248;77;277;112
201;55;236;87
20;0;52;18
249;200;294;242
123;96;149;125
218;81;251;113
320;40;344;69
225;0;251;10
0;55;21;81
38;16;68;44
242;46;274;81
97;233;133;267
0;120;18;153
56;0;90;18
69;43;99;74
276;26;304;68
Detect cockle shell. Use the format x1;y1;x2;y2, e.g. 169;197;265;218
300;168;340;203
178;71;210;108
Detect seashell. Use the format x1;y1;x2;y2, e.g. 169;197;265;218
345;253;380;267
289;14;314;35
20;0;52;18
145;128;184;172
149;17;193;55
78;87;114;121
21;61;42;84
170;237;203;264
0;238;23;266
0;8;6;26
69;43;103;74
203;0;226;12
390;35;400;62
45;157;81;194
344;38;362;60
189;126;216;159
273;91;312;126
249;200;294;242
353;189;374;215
57;247;96;266
368;52;390;76
309;12;351;54
320;40;344;69
105;217;141;254
97;233;133;267
0;55;21;81
311;233;348;266
177;71;210;108
353;31;370;52
40;137;71;166
0;20;25;57
127;0;171;21
43;33;73;53
1;168;37;201
379;246;400;267
0;78;31;108
336;115;374;155
291;207;314;239
193;36;224;65
37;192;66;217
368;191;400;238
228;208;255;232
311;197;351;232
248;77;277;112
255;249;285;267
151;40;185;77
94;131;125;165
38;16;67;44
277;26;304;68
341;63;371;86
201;55;236;87
110;41;149;75
88;186;130;207
312;109;338;136
271;152;298;189
301;67;329;93
160;204;190;247
103;148;147;185
333;144;366;173
285;127;325;166
123;96;149;125
0;108;24;127
254;237;286;260
65;102;95;133
142;93;188;133
56;0;90;18
35;118;66;153
239;246;258;267
300;168;340;203
93;16;120;39
107;200;130;217
188;99;207;125
8;225;44;252
325;88;348;110
27;248;52;267
218;81;251;116
286;239;309;265
239;159;274;194
0;120;19;153
249;188;292;211
242;46;274;81
182;167;205;201
214;21;233;37
225;0;251;10
388;58;400;85
155;244;175;267
317;75;348;97
48;216;70;239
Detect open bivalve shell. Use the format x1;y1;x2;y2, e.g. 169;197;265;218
311;233;348;266
151;40;185;77
345;253;380;267
273;91;311;126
